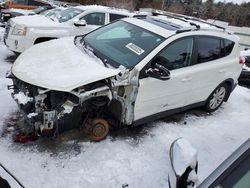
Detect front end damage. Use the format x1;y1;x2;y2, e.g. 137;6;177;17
7;69;139;141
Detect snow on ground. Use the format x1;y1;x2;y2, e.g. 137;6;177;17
0;26;250;188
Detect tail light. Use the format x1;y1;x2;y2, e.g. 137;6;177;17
239;56;245;64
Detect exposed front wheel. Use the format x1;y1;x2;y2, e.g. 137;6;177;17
84;118;109;141
204;83;229;112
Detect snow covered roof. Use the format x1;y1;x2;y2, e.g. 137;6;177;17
75;5;131;14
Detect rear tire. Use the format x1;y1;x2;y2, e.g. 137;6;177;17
204;83;229;112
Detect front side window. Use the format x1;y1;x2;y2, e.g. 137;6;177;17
81;12;105;25
83;20;164;68
197;37;221;63
109;14;127;22
154;38;193;70
57;8;83;23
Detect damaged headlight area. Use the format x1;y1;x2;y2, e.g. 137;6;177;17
8;75;83;136
7;71;138;141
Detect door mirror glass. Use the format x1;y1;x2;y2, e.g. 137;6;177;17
74;19;87;27
168;138;198;188
144;63;170;80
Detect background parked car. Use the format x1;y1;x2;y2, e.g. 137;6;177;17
239;49;250;84
0;0;50;10
3;5;145;54
0;8;34;23
0;5;54;23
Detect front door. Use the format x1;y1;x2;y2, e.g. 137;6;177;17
73;12;106;36
134;37;195;121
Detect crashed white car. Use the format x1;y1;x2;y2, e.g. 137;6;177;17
3;5;142;54
8;15;243;141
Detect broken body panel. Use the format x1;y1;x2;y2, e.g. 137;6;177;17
8;37;139;135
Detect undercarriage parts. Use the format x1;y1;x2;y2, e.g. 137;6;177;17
84;118;109;141
8;67;140;141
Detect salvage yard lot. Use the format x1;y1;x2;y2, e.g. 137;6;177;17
0;26;250;188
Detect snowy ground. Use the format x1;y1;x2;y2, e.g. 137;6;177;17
0;26;250;188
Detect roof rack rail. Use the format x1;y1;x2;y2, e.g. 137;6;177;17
147;9;227;33
183;16;226;31
151;10;201;31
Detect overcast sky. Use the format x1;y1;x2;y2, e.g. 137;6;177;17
214;0;250;4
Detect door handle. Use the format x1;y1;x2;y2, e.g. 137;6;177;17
181;77;192;82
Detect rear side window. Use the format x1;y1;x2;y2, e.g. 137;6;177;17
81;12;105;25
109;14;127;22
197;37;221;63
223;39;235;56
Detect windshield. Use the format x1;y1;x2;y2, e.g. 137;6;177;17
56;8;83;23
83;20;164;68
45;8;63;17
33;6;46;14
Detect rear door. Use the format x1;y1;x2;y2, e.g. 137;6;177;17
187;36;236;103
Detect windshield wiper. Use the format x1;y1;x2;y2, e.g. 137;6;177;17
102;58;109;68
81;39;109;68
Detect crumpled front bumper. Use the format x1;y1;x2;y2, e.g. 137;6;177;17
9;79;82;135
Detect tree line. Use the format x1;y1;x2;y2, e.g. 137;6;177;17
67;0;250;27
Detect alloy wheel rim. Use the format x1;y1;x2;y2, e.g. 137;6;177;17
209;87;226;109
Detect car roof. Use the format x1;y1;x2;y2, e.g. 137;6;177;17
198;138;250;188
74;5;133;15
123;14;239;42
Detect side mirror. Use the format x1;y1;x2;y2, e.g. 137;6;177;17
74;19;87;27
144;63;170;80
168;138;198;188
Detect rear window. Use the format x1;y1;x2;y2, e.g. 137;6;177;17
197;37;234;64
109;14;127;22
223;39;235;56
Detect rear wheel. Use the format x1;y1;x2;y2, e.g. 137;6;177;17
204;83;229;112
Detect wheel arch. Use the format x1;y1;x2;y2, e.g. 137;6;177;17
34;37;57;45
221;78;235;102
206;78;235;103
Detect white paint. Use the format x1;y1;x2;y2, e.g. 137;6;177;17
172;138;198;175
12;37;120;92
27;113;38;118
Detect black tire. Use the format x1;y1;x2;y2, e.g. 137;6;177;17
204;83;229;112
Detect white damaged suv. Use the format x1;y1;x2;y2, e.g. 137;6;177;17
8;14;243;141
3;5;143;54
